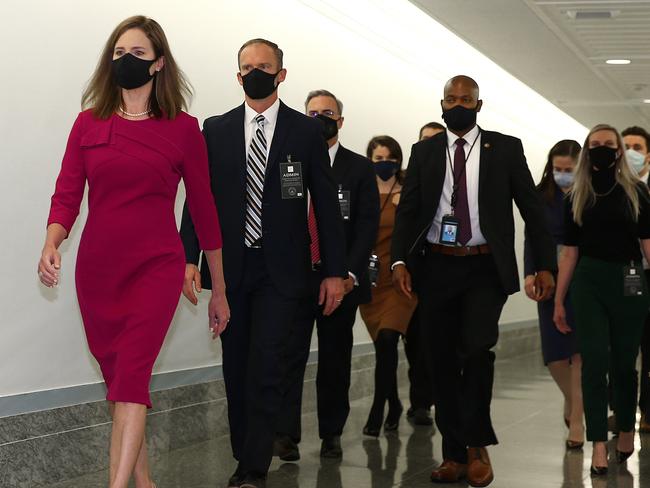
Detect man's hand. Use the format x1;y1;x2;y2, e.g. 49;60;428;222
534;270;555;302
392;264;413;299
208;292;230;339
524;275;536;300
319;277;345;316
183;264;202;305
343;277;355;295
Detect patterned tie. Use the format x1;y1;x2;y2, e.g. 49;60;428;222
245;114;267;247
453;138;472;245
308;201;320;264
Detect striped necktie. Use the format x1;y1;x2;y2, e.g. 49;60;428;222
245;114;267;247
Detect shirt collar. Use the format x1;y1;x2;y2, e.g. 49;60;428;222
245;98;281;127
446;124;480;149
329;141;340;166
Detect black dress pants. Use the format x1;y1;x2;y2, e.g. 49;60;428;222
220;248;300;476
419;252;507;464
277;270;359;441
404;306;434;411
640;270;650;417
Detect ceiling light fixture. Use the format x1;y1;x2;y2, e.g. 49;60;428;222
606;59;631;65
644;99;650;104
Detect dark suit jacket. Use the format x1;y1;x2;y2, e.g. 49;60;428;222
391;128;556;295
180;101;347;297
331;144;380;305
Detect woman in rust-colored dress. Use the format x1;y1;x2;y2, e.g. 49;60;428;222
360;135;418;436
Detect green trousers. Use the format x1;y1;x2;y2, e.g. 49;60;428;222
571;256;649;441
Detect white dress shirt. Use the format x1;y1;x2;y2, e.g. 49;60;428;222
426;125;487;246
244;98;280;164
329;140;340;166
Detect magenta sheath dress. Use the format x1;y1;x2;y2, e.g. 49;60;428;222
47;110;221;407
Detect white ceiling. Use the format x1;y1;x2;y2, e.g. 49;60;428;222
410;0;650;130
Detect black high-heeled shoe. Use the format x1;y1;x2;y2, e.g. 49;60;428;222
363;405;383;437
616;449;634;463
363;424;381;437
590;465;608;476
384;402;403;431
565;439;584;450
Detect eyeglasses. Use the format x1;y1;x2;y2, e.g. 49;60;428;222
308;110;339;119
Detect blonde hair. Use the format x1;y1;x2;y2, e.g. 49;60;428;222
570;124;639;225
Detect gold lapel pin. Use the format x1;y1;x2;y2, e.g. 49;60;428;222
483;143;491;148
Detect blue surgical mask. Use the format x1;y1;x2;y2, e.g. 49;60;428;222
553;170;574;189
626;148;647;174
374;160;400;181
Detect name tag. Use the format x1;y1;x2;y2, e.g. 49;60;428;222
624;265;644;296
338;188;351;220
280;161;304;199
439;214;460;246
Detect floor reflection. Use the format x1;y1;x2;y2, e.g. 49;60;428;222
42;351;650;487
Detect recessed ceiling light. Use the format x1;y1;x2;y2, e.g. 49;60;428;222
644;99;650;104
606;59;631;65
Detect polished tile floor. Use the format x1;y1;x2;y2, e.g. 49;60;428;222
45;352;650;487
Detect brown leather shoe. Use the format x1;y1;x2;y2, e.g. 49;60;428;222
430;460;467;483
640;414;650;433
467;447;494;487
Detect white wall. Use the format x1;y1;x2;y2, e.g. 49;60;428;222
0;0;587;399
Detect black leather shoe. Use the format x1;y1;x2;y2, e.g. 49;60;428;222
273;435;300;462
590;465;608;476
320;436;343;459
616;449;634;463
363;424;381;437
408;407;433;426
227;466;245;488
384;402;403;431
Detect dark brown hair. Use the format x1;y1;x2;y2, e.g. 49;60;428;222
537;139;581;204
419;121;445;140
238;38;284;70
622;126;650;152
81;15;192;119
366;135;405;184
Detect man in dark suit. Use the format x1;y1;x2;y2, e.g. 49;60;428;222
273;89;380;461
180;39;346;488
391;75;556;487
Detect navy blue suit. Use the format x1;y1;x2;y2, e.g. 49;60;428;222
180;101;346;477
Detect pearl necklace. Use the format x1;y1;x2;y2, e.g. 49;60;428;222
119;106;152;118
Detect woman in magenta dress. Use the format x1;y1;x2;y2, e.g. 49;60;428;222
37;16;229;488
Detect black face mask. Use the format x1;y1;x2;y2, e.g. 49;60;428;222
374;160;400;181
241;68;279;100
589;146;618;191
315;114;339;140
112;53;156;90
442;104;478;132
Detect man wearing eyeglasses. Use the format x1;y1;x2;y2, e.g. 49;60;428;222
274;89;380;461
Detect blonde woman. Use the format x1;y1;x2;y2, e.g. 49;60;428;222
554;124;650;476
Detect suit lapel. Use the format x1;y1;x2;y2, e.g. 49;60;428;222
231;103;246;187
428;135;447;213
332;145;352;182
266;101;292;173
478;129;493;210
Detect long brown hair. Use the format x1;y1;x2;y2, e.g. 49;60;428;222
81;16;192;119
537;139;581;204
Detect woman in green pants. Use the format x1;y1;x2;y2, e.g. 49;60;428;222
554;124;650;476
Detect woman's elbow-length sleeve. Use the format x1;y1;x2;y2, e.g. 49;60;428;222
182;119;222;251
47;113;87;236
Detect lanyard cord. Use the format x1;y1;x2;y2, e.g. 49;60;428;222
445;129;481;213
379;177;399;214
